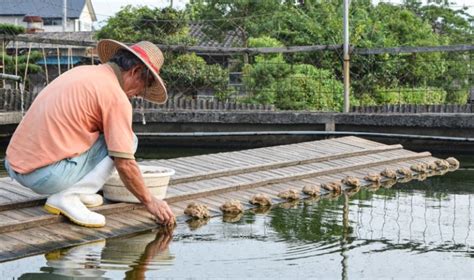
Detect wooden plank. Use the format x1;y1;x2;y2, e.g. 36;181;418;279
172;144;403;185
0;182;40;197
163;160;198;175
0;234;42;262
0;198;46;211
0;188;29;201
171;158;214;173
176;157;223;172
166;151;432;203
3;227;76;254
0;213;18;224
0;137;449;262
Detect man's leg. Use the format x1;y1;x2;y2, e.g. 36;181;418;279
43;135;138;227
5;135;111;195
43;156;115;227
5;135;138;227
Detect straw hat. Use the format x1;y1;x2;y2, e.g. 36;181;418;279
97;39;167;104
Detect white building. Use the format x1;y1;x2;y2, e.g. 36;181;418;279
0;0;96;32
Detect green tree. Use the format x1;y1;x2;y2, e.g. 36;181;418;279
242;37;343;111
1;24;42;87
187;0;286;63
275;65;344;111
0;23;25;46
96;6;192;45
161;53;229;97
406;1;474;103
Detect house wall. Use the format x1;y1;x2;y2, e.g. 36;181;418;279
42;20;75;32
0;16;25;27
0;12;93;32
78;5;93;31
0;16;75;32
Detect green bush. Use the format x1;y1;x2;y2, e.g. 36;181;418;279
160;53;228;96
0;23;25;35
371;87;447;104
275;65;343;111
242;37;344;111
444;90;468;104
242;58;291;104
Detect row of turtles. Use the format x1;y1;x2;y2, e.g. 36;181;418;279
183;157;459;220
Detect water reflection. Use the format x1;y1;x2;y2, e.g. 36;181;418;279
17;228;174;280
7;165;474;279
104;227;174;280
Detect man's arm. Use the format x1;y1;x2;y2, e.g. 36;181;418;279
114;157;175;226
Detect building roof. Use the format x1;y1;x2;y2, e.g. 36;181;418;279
0;0;96;20
189;23;243;48
8;23;243;50
8;31;96;49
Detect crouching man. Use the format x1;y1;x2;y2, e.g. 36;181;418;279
4;39;175;227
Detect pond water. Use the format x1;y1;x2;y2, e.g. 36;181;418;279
0;154;473;279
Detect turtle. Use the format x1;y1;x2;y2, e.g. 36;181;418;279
341;176;361;188
278;189;300;200
184;202;210;219
364;173;382;183
249;193;272;206
321;182;342;194
220;200;243;214
381;168;397;179
302;185;321;196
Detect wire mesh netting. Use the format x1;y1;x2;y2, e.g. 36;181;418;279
0;1;472;113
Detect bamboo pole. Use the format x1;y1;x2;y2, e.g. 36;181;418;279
23;43;32;87
342;0;350;113
57;47;61;76
1;41;5;89
42;47;49;85
15;41;18;90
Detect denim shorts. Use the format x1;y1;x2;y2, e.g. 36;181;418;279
5;135;110;195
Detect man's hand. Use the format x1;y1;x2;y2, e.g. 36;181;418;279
144;196;175;226
114;158;176;226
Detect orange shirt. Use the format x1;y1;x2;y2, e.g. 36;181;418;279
6;63;135;174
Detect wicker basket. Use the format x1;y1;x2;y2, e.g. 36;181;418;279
103;165;175;203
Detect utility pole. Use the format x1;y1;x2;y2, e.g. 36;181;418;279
63;0;67;32
343;0;350;113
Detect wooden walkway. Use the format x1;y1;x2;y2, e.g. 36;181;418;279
0;136;455;262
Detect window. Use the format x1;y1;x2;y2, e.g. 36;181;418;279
43;18;63;26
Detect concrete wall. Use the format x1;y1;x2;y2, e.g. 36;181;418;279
130;111;474;153
1;110;473;153
133;111;474;138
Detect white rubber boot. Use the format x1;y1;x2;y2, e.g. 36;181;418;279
44;194;106;227
79;194;104;208
44;156;115;227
